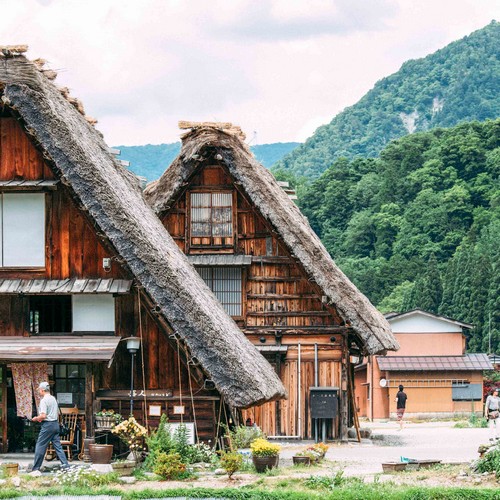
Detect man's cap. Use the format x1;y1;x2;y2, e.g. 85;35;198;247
39;382;50;391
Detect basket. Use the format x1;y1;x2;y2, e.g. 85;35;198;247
95;416;116;430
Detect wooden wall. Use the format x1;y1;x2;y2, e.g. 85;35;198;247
161;163;348;438
0;115;219;441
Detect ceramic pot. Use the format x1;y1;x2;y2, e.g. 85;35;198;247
292;456;311;466
89;444;114;464
252;455;279;473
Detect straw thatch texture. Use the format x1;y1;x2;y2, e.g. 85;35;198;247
145;127;399;355
0;57;286;408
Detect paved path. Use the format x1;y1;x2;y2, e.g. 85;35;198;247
277;421;490;475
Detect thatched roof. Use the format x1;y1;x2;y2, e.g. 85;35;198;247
0;55;285;408
145;124;399;355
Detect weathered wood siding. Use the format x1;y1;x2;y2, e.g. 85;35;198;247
161;163;346;438
0;116;218;441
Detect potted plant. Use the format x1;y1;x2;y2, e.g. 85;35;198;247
111;459;136;476
95;409;122;430
292;450;311;466
111;416;148;463
250;438;281;473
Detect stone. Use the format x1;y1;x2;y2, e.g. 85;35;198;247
144;471;156;478
214;468;226;475
11;476;21;487
360;428;372;438
90;464;114;474
0;479;6;486
118;476;137;484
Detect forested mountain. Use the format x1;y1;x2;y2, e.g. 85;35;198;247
298;119;499;353
116;141;300;181
274;21;500;179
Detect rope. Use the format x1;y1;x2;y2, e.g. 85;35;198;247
176;340;184;424
187;362;199;444
215;396;224;450
137;287;148;428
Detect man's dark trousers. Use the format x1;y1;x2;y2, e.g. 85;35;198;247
33;420;69;471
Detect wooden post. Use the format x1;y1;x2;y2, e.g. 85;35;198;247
85;363;94;437
340;341;348;442
275;352;282;436
1;366;7;452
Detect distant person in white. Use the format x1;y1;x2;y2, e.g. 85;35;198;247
29;382;69;476
484;388;500;442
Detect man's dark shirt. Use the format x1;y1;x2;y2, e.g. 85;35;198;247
396;391;407;409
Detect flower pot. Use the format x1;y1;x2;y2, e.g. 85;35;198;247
89;444;114;464
252;455;279;473
95;416;116;431
111;461;135;476
3;463;18;476
292;456;311;466
381;462;407;473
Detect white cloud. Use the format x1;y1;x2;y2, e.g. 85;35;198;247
1;0;498;146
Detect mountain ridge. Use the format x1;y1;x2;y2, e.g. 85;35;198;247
273;21;500;178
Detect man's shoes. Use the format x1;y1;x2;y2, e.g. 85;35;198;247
28;470;42;477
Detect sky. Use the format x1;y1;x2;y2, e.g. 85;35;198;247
2;0;499;146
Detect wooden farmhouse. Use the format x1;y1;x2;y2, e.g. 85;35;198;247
0;51;285;453
144;123;399;440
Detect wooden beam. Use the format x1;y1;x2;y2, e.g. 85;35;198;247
247;277;302;282
247;293;319;299
246;311;331;317
85;363;95;438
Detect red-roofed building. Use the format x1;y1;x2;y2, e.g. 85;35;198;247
354;310;494;420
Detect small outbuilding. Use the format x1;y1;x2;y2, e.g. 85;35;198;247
355;309;494;420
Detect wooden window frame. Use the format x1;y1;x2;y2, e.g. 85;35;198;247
196;266;244;319
187;190;236;252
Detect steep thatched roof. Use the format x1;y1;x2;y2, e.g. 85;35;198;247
145;124;399;355
0;55;285;408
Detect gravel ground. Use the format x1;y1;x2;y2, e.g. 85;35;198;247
276;420;491;475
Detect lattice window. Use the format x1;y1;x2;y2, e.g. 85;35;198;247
197;267;242;316
190;192;233;247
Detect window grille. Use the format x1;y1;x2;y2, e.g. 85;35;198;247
197;267;242;316
190;192;233;247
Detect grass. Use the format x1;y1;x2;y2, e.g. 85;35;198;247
1;484;499;499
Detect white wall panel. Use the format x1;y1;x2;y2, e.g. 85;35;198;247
2;193;45;267
72;294;115;332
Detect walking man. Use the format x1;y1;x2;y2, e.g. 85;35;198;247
29;382;69;476
395;384;407;431
484;388;500;442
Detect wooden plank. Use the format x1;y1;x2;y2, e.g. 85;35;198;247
247;311;330;317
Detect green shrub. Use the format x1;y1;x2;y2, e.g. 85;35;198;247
304;470;346;490
171;424;192;463
219;450;243;479
144;414;176;470
475;444;500;478
187;441;218;464
228;425;265;449
153;451;187;480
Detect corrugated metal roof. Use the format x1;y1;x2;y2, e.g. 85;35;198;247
0;179;59;189
0;278;132;295
188;254;252;266
0;336;120;361
377;353;493;372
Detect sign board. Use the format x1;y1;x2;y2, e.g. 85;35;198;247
57;393;73;405
167;422;195;444
96;389;173;400
173;405;185;415
310;387;339;419
148;405;162;417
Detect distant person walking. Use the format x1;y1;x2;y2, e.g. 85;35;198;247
484;388;500;442
395;385;407;431
29;382;69;476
